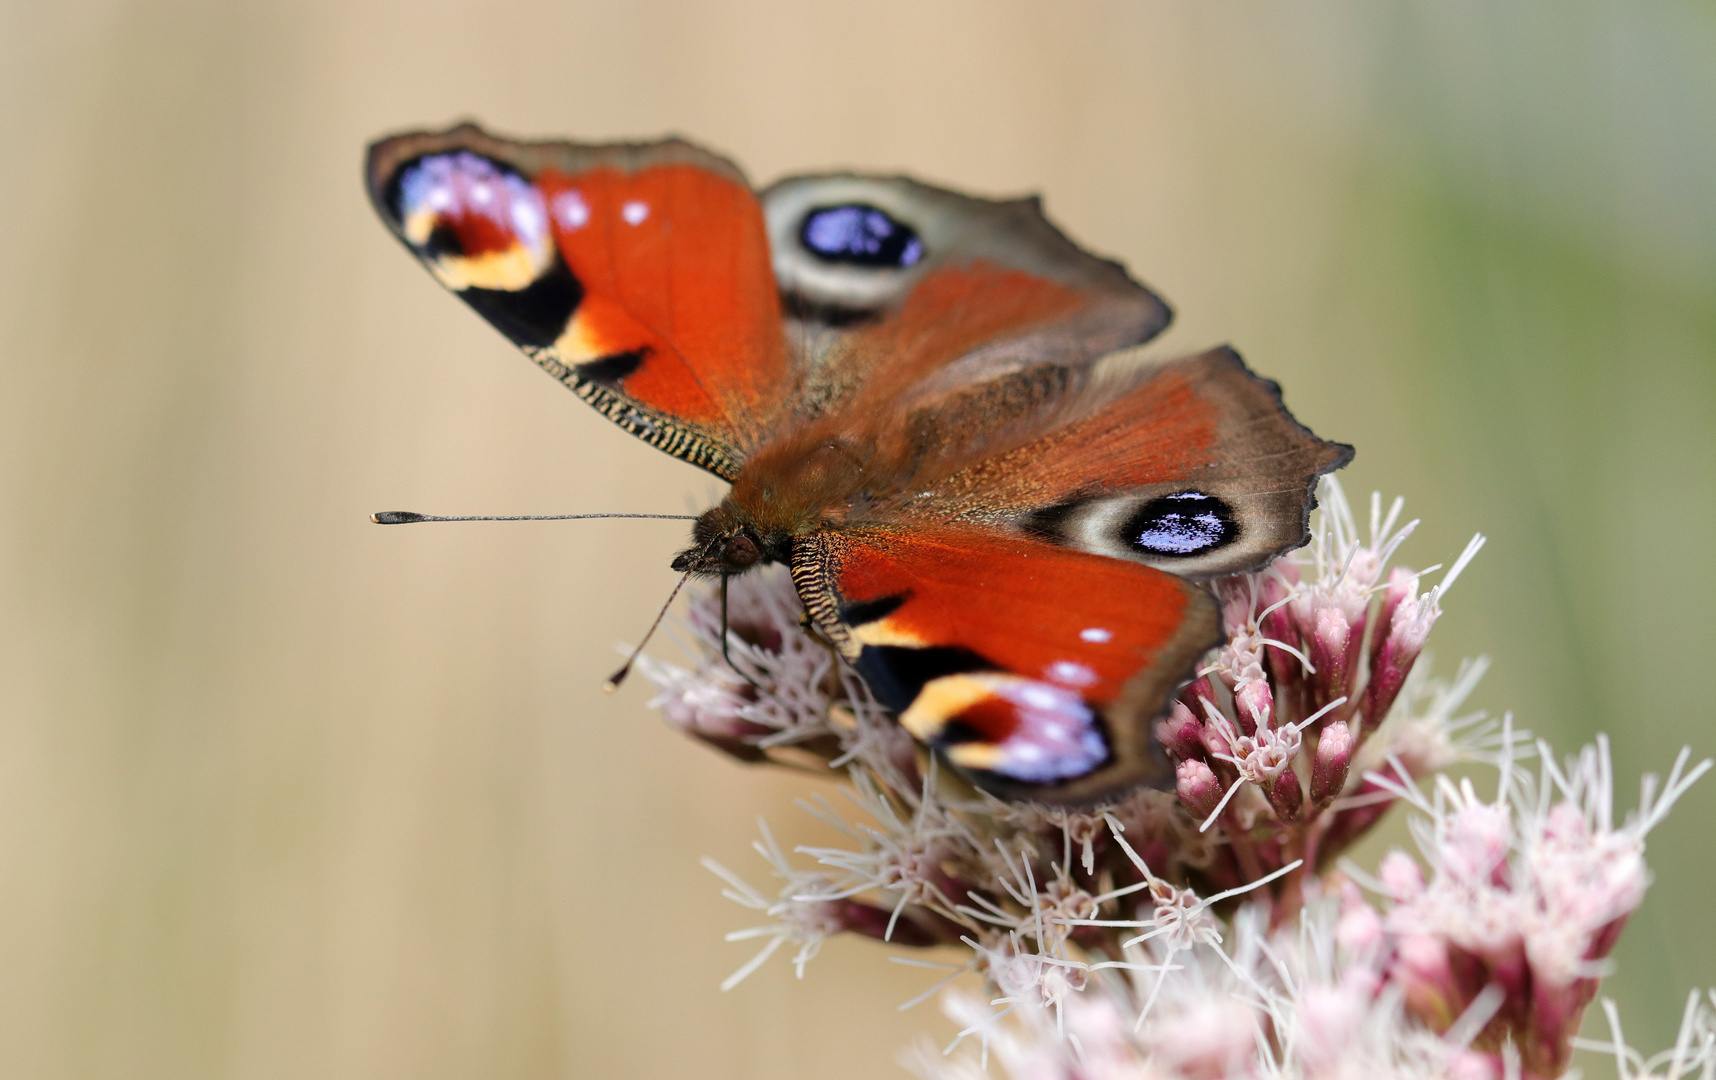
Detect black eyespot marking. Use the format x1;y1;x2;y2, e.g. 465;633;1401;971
800;204;925;268
458;256;582;349
1123;491;1237;557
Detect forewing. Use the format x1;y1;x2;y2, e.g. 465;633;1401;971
792;526;1219;805
759;173;1171;420
367;124;793;478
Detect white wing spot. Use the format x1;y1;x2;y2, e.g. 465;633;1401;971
622;200;650;225
554;191;589;229
510;200;543;242
470;181;493;205
1047;660;1098;688
1080;627;1113;643
1018;684;1064;711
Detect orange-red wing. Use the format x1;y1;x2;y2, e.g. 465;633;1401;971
366;124;791;478
792;526;1220;804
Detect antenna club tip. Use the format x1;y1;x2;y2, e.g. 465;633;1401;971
604;664;634;693
371;511;425;525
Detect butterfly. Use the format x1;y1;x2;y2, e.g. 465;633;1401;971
365;123;1352;806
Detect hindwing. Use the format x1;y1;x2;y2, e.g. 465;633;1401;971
791;526;1219;804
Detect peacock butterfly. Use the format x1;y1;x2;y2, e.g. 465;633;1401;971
365;123;1352;805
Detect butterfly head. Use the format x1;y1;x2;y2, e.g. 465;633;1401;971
669;504;788;577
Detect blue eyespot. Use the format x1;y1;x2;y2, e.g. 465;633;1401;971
800;204;924;268
1124;491;1236;557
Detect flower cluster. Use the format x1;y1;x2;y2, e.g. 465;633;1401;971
1367;732;1710;1077
915;897;1716;1080
637;480;1710;1078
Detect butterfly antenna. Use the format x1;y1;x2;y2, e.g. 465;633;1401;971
605;571;693;692
372;511;696;524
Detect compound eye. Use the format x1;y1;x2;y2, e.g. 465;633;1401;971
799;204;925;268
723;533;761;569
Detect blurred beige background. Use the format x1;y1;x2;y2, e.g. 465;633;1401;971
1;1;1711;1076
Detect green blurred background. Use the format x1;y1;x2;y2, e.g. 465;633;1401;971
0;1;1710;1076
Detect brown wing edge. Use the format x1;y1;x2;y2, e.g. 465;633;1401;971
1203;345;1355;569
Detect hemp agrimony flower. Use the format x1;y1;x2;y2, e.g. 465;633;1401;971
639;478;1710;1078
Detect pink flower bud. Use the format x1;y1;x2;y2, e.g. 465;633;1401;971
1441;802;1512;888
1336;880;1385;958
1177;674;1218;717
1448;1050;1501;1080
1361;576;1431;729
1525;977;1602;1078
1390;587;1438;656
1234;678;1273;735
1313;606;1352;702
1261;585;1305;694
1370;567;1418;657
1394;932;1460;1028
1378;850;1425;899
1264;768;1303;822
1296;984;1367;1069
1585;913;1632;964
833;899;941;946
1200;723;1233;759
1198;701;1239;758
1542;802;1588;844
1257;567;1291;611
1218;579;1255;635
1311;720;1353;804
1176;759;1224;820
1153;999;1257;1080
1155;700;1207;760
655;673;774;762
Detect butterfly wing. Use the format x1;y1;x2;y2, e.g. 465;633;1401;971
366;124;792;478
367;132;1175;477
751;172;1346;576
782;348;1346;804
902;345;1355;579
792;525;1219;804
758;173;1171;422
752;177;1345;804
